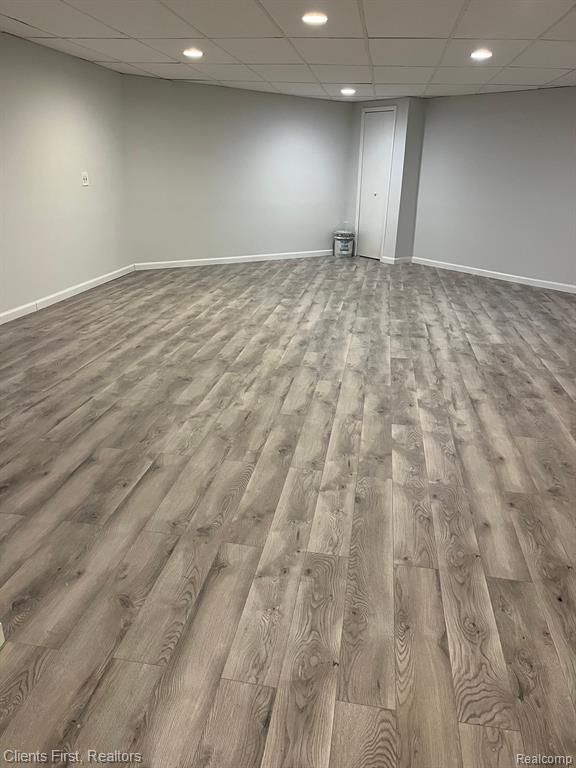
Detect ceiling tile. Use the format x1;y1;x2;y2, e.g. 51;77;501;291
363;0;466;38
374;83;427;96
0;12;54;36
73;38;175;61
162;0;279;37
441;38;531;66
215;38;302;64
431;66;500;83
310;64;371;82
369;38;445;65
290;38;369;65
221;81;279;92
454;0;575;39
489;66;570;84
425;83;480;95
0;0;120;37
374;65;434;82
192;63;263;80
544;7;576;40
512;40;576;68
66;0;199;37
29;36;117;61
324;83;375;97
136;62;209;78
252;64;317;82
143;38;237;63
545;68;576;85
275;83;327;96
261;0;364;37
97;62;154;75
478;83;539;92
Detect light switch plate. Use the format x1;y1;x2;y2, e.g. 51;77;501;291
81;171;89;186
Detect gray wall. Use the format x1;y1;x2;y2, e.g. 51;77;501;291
414;86;576;285
0;33;127;314
124;78;354;264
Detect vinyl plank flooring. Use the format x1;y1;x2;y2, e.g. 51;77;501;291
3;258;576;766
136;543;259;768
330;701;397;768
259;552;347;768
339;476;395;709
192;678;275;768
395;564;462;768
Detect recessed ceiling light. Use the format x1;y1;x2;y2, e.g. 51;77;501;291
183;47;204;59
302;11;328;25
470;47;493;62
341;87;356;96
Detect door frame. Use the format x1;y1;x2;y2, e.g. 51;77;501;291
354;105;397;262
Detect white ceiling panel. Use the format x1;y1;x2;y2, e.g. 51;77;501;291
276;83;327;96
441;38;531;66
0;12;54;36
369;38;446;66
431;66;500;83
311;64;372;82
66;0;199;38
3;0;576;100
374;66;434;83
30;36;117;61
261;0;364;38
251;64;317;82
136;62;209;78
290;38;369;65
192;63;263;80
97;61;155;75
0;0;120;37
162;0;279;37
546;68;576;84
425;83;480;95
512;40;576;68
375;83;427;96
489;66;570;83
544;7;576;40
143;38;237;63
454;0;575;39
478;83;538;92
363;0;466;38
73;38;175;61
222;81;279;92
215;38;302;64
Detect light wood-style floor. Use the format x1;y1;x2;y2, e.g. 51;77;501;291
1;256;576;767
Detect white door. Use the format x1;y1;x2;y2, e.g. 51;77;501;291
357;110;395;260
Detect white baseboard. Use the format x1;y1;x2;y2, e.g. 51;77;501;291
413;257;576;295
133;250;330;270
0;301;38;325
0;265;134;326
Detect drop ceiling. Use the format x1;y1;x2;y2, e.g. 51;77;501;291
1;0;576;99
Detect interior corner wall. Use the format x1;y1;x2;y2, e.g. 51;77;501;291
0;33;128;315
123;78;355;265
413;86;576;287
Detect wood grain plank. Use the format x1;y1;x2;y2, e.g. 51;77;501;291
330;701;397;768
488;577;576;757
339;476;395;709
192;679;275;768
430;485;518;730
137;543;259;768
260;553;347;768
395;564;462;768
